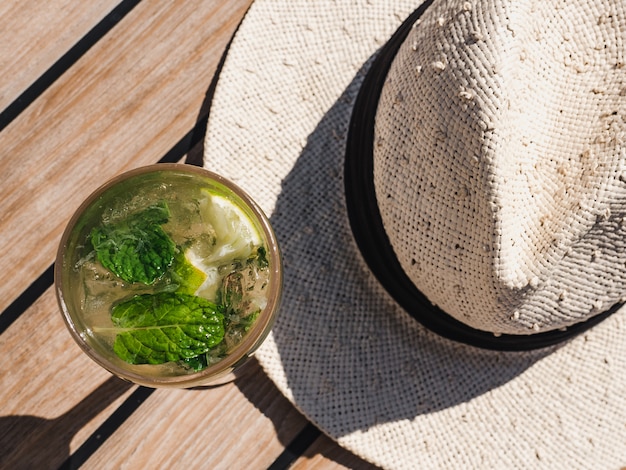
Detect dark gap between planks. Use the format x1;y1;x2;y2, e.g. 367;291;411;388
0;0;142;133
267;423;323;470
56;386;155;470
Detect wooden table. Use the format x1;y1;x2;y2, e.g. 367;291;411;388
0;2;379;468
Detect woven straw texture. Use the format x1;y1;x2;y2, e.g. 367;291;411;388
375;0;626;335
204;0;626;468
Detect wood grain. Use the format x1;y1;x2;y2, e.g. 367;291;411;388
0;0;121;111
293;434;382;470
0;0;252;314
0;288;135;469
83;360;311;469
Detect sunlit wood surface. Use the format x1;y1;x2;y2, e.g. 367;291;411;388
0;1;379;468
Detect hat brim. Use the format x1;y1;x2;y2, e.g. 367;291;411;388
203;1;626;468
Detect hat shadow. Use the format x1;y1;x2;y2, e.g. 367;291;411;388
263;56;558;437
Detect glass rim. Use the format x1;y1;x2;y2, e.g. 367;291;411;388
54;163;282;388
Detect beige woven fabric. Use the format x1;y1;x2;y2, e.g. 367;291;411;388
204;0;626;468
375;0;626;335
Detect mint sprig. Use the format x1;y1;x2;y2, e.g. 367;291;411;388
111;292;224;365
90;202;175;285
86;198;267;371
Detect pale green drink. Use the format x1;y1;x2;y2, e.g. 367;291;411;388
56;164;281;387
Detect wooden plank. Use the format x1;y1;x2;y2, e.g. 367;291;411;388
82;359;310;468
0;0;121;111
0;0;253;314
292;434;382;470
0;288;136;469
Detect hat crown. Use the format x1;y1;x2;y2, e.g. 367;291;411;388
373;0;626;335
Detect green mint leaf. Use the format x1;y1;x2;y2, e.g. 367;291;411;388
91;201;175;284
111;292;225;365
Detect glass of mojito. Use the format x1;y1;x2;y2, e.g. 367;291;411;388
55;164;282;388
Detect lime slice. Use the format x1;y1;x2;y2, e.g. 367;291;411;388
185;190;262;300
169;251;207;295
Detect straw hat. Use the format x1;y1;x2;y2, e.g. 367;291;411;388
203;0;626;468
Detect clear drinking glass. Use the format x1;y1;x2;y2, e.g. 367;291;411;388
55;163;282;388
